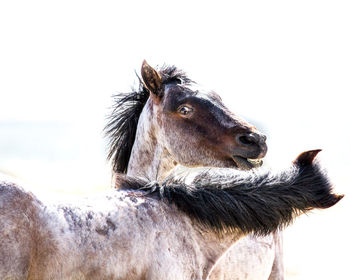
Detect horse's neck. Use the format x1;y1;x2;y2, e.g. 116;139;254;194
127;102;177;181
127;139;175;181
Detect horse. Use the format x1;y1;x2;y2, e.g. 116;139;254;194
0;61;343;279
0;148;343;279
105;61;280;279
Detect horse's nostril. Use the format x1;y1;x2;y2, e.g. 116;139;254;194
238;134;257;146
236;133;267;158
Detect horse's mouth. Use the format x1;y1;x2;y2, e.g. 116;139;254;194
231;156;263;170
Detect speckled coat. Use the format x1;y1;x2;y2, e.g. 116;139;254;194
0;178;240;280
0;150;342;279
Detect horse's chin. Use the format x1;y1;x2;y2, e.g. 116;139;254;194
231;156;263;170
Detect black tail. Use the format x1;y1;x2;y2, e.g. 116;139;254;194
117;150;343;236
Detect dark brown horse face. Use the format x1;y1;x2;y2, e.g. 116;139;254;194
159;84;268;169
141;61;267;170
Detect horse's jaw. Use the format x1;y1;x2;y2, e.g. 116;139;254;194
231;156;263;170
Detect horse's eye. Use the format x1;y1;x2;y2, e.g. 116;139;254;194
178;106;193;116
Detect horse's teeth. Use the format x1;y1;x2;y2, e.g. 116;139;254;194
247;158;263;167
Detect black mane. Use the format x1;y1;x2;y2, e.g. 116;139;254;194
104;65;192;174
117;153;342;235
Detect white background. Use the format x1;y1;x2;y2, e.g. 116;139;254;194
0;1;349;279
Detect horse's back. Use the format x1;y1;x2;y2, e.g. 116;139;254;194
0;180;38;279
0;181;216;280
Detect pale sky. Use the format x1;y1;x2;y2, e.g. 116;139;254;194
1;0;349;185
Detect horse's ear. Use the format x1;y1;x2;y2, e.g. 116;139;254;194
141;60;163;100
293;149;322;166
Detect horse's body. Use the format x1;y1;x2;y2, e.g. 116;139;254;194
105;61;281;279
0;150;342;279
0;180;224;280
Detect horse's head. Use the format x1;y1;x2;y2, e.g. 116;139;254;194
141;61;267;170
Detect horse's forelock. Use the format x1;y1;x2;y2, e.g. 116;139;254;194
159;65;193;85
